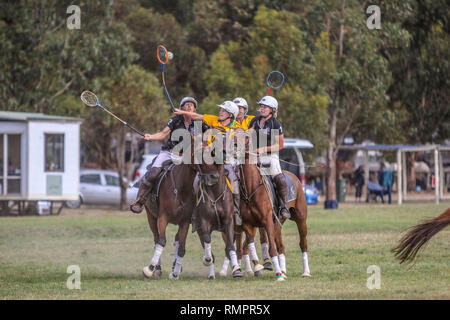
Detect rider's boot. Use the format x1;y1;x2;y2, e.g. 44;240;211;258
130;167;163;214
233;193;242;226
272;173;291;220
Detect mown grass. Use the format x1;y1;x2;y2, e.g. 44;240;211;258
0;202;449;300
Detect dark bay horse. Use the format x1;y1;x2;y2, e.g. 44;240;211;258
193;160;243;279
141;163;197;280
393;208;450;264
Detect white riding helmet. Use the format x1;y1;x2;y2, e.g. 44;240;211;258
258;96;278;111
233;97;249;115
217;101;239;119
180;96;198;109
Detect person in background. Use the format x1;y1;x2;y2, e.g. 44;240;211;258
382;163;393;204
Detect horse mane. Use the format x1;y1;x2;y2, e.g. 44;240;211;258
392;208;450;264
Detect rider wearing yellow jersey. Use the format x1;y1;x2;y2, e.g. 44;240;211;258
174;101;242;225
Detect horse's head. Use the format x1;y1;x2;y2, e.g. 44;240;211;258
196;163;221;186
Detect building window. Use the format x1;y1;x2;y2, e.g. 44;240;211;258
45;134;64;172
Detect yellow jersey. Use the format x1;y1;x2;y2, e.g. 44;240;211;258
202;114;239;144
236;115;255;131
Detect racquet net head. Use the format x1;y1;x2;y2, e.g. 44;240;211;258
266;71;285;89
80;91;99;107
157;45;169;65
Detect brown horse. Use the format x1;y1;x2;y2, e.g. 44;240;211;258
237;155;311;281
141;162;197;280
392;208;450;264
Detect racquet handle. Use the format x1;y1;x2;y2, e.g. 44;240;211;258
96;104;144;136
164;85;176;112
125;123;145;137
267;88;272;95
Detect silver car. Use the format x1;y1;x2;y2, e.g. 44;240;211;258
65;169;138;208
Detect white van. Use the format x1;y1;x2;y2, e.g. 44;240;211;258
279;138;314;184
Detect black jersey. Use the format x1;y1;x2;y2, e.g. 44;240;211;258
248;116;283;151
161;115;209;151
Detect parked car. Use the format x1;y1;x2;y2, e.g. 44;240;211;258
280;138;314;184
65;169;138;208
132;153;158;184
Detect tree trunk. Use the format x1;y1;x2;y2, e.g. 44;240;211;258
326;105;338;201
406;152;416;191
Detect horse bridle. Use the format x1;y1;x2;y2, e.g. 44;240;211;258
195;164;227;230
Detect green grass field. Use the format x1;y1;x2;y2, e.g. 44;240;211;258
0;202;449;300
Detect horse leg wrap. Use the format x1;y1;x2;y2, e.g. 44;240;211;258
208;264;215;279
219;257;230;276
248;242;259;262
150;244;164;266
279;253;286;274
173;256;183;276
302;252;311;276
204;243;212;261
229;250;238;268
261;243;270;261
243;254;253;273
174;241;180;258
272;256;282;275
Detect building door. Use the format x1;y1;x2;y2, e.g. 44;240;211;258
0;134;22;195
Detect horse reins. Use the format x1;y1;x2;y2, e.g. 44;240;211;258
195;165;228;230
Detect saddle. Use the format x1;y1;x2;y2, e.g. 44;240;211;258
148;160;175;216
256;165;296;224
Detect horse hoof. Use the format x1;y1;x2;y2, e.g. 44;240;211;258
142;265;154;278
263;261;273;271
232;266;243;278
208;275;216;280
254;264;264;272
219;270;228;277
302;272;311;278
153;265;162;278
254;269;264;277
232;271;243;278
281;272;287;279
169;272;179;280
245;270;254;276
202;257;213;266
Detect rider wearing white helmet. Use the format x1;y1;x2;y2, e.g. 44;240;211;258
130;97;209;213
174;100;243;225
248;96;290;220
233;97;255;131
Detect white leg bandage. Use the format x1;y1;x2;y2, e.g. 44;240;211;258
302;252;310;274
248;242;259;262
150;244;164;266
243;254;252;272
229;250;238;268
204;243;212;261
208;264;215;278
174;241;180;259
261;243;270;261
173;256;183;275
272;256;282;274
220;257;230;275
279;253;286;273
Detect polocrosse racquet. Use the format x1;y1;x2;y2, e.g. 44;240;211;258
80;91;144;136
157;44;176;112
266;70;285;95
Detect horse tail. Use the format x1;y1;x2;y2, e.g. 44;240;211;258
392;208;450;264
